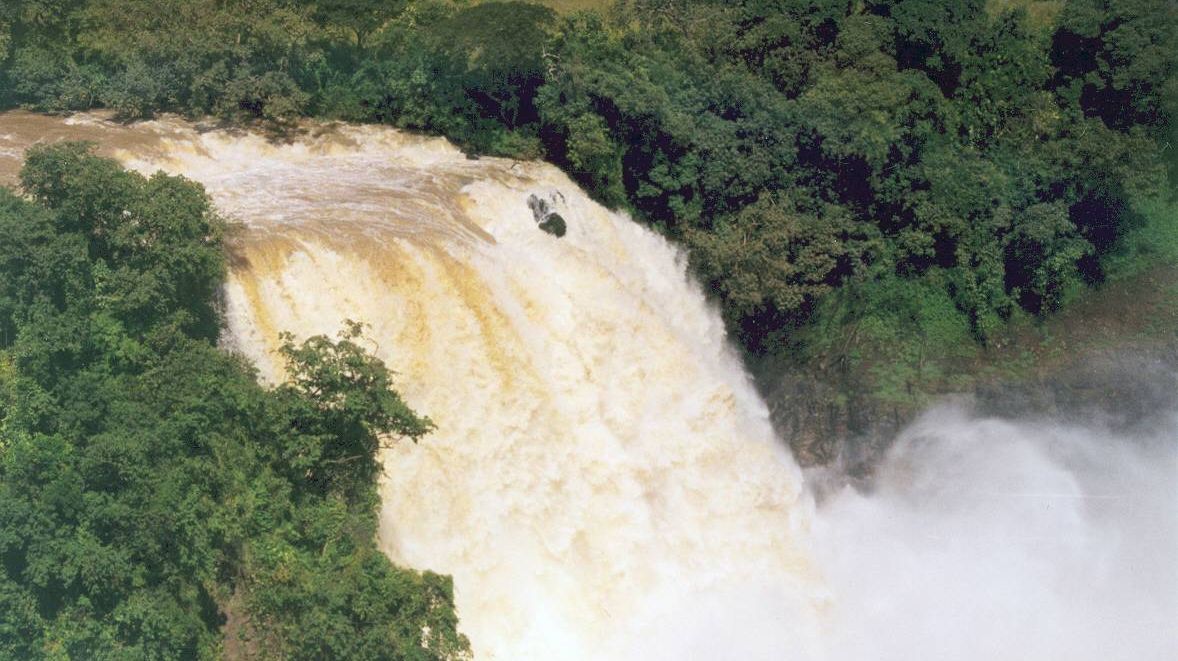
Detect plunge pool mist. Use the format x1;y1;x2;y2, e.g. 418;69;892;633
0;113;1174;660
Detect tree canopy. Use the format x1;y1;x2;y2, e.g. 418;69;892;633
0;145;470;659
0;0;1174;653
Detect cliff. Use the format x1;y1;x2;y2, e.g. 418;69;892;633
759;265;1178;477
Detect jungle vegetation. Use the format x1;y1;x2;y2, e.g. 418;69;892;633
1;0;1173;358
0;145;470;659
0;0;1175;655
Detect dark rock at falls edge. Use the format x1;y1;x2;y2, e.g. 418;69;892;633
539;213;566;237
528;193;567;238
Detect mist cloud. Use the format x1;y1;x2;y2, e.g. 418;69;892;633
811;405;1177;660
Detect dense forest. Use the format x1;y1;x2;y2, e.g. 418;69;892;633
0;147;470;657
2;0;1175;380
0;0;1175;657
2;0;1174;348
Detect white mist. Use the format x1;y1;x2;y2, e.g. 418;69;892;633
812;407;1178;660
2;113;1173;660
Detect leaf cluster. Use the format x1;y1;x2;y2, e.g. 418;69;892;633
0;0;1173;424
0;146;469;659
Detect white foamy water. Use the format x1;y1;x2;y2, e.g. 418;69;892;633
109;116;823;658
1;111;1174;660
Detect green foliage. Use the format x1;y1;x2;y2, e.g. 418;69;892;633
245;535;468;660
0;0;1172;423
4;46;103;111
524;0;1169;355
1004;201;1091;311
1051;0;1177;134
687;194;868;338
0;149;469;659
316;1;558;153
68;0;320;122
1101;197;1178;280
274;322;434;497
428;2;555;130
557;112;625;205
800;274;981;405
20;143;226;340
308;0;408;47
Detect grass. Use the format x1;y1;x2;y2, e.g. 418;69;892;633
1103;196;1178;281
536;0;612;12
477;0;612;13
987;0;1065;29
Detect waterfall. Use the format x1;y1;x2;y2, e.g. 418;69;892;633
2;111;1173;660
107;117;824;658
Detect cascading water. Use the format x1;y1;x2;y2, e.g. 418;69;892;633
1;112;1174;660
1;113;824;658
178;127;829;659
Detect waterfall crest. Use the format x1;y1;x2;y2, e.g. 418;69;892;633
6;112;1171;660
8;114;821;658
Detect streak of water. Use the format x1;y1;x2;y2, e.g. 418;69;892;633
2;111;1172;660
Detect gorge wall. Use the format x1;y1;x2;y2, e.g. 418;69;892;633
2;112;1174;660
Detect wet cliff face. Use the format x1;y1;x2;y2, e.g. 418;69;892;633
4;111;1174;660
762;345;1178;476
756;264;1178;478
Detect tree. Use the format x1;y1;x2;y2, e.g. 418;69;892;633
1004;202;1091;312
688;193;863;334
426;2;557;129
0;150;468;659
1051;0;1178;134
21;143;226;339
274;321;433;495
306;0;407;48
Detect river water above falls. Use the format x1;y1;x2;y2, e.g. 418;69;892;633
1;112;1173;660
